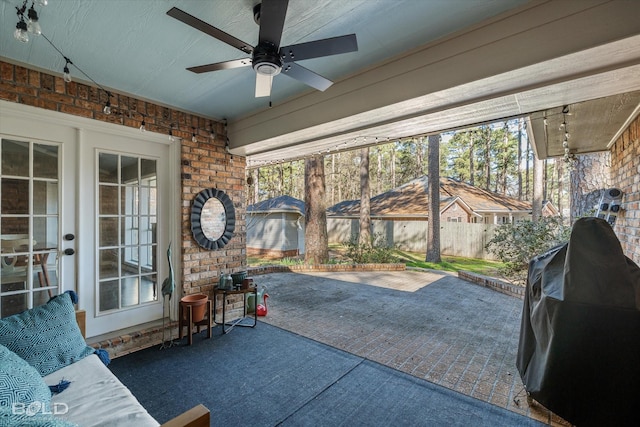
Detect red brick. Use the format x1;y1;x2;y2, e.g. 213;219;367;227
1;62;14;81
60;104;93;118
28;69;40;87
14;66;28;85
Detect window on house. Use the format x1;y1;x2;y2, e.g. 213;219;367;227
0;139;60;318
97;153;157;313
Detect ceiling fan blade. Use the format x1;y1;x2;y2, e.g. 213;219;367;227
167;7;253;54
255;73;273;97
281;63;333;92
187;58;252;74
258;0;289;48
280;34;358;63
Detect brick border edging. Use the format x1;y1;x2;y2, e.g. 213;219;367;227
457;270;525;299
247;263;406;275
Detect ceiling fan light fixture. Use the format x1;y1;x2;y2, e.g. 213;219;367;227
253;61;281;76
252;43;282;76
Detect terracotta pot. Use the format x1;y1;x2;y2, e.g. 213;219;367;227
180;294;208;323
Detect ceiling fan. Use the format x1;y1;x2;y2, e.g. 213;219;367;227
167;0;358;98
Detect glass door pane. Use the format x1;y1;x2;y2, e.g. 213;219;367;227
0;139;60;318
97;153;158;314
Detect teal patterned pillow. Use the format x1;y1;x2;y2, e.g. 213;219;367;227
0;293;94;376
0;344;51;414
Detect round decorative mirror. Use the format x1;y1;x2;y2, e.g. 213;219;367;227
191;188;235;250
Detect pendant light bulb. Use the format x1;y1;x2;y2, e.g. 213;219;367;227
14;19;29;43
103;100;111;115
140;119;146;132
27;5;41;35
63;65;72;83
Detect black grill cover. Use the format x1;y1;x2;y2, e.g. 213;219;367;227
516;217;640;426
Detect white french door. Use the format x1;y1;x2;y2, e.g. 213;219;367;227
0;101;177;338
79;129;171;338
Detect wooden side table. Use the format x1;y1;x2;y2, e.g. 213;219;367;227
179;299;212;345
213;286;257;334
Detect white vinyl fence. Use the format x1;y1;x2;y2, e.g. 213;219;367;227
327;218;499;260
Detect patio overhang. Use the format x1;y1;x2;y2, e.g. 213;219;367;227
227;1;640;165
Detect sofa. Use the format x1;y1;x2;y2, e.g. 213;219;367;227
0;292;209;426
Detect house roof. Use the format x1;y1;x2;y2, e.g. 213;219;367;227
439;177;531;213
247;195;305;215
327;176;532;218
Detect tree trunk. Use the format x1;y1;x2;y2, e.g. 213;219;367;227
252;168;259;204
377;149;382;194
426;134;441;263
485;130;491;191
532;154;544;221
517;119;523;199
415;138;423;179
525;135;531;199
556;160;563;215
391;148;396;188
569;152;610;222
359;147;372;246
304;155;329;264
469;132;475;186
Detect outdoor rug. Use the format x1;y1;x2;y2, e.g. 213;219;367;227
109;322;543;426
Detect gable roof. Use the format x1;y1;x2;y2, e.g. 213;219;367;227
439;177;531;213
247;195;305;215
327;176;532;217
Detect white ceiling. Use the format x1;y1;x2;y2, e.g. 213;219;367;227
2;0;640;164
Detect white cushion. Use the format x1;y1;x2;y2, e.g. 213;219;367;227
44;354;159;427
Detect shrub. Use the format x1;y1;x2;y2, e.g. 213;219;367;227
486;217;571;278
343;233;398;264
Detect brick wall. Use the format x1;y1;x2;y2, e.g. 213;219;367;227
609;115;640;264
0;60;247;298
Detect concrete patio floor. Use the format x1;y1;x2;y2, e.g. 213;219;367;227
254;269;570;426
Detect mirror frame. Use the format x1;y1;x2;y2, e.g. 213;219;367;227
190;188;235;250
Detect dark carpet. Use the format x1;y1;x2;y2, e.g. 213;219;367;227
109;323;543;426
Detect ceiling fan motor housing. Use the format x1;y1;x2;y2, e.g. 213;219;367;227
252;42;282;76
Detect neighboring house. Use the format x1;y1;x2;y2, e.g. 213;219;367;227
327;176;557;224
247;195;305;259
326;176;558;258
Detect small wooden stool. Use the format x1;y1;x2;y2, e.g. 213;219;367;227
178;299;212;346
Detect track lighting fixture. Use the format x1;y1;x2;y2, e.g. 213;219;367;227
27;3;41;35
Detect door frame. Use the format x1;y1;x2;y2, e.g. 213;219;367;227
0;101;181;338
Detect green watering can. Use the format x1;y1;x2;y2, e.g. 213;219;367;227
246;286;267;313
